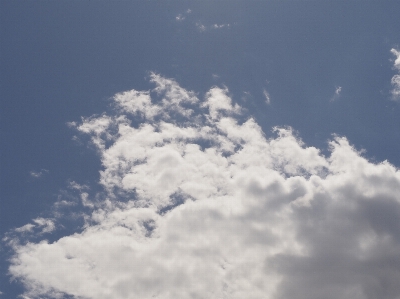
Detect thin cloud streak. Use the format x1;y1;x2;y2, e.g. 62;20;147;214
263;88;271;104
7;74;400;299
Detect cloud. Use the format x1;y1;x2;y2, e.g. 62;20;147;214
175;9;191;22
14;224;35;233
13;218;55;235
68;180;89;191
263;88;271;104
176;14;185;21
32;218;56;234
330;86;342;102
195;21;206;32
390;48;400;101
29;169;49;179
195;22;231;32
212;23;230;29
7;75;400;299
175;8;230;32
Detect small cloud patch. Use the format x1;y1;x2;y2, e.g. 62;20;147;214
175;9;191;22
29;169;49;179
330;86;342;102
390;48;400;101
263;88;271;104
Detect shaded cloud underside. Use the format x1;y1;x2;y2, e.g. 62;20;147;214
8;73;400;299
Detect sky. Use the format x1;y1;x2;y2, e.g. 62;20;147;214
1;1;400;298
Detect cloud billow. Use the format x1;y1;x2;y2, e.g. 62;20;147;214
8;74;400;299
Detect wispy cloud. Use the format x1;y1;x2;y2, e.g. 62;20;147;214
196;21;231;32
330;86;342;102
263;88;271;104
32;218;55;234
175;9;191;22
195;21;206;32
176;9;231;32
14;223;35;233
390;48;400;101
68;180;89;191
212;23;230;29
7;75;400;299
29;169;49;179
14;218;55;235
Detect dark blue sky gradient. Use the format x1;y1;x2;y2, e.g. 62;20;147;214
1;1;400;297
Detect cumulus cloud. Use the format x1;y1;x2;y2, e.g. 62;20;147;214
7;75;400;299
390;48;400;101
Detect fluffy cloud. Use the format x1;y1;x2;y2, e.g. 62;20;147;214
390;48;400;101
8;74;400;299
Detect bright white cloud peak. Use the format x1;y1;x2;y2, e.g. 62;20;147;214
9;73;400;299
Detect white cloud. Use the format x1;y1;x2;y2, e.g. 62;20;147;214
29;169;49;179
175;14;185;21
195;22;206;32
175;9;191;22
14;224;35;233
14;218;55;235
80;192;94;208
54;199;76;208
330;86;342;102
32;218;56;234
8;75;400;299
392;48;400;70
212;23;230;29
68;181;89;191
195;22;231;32
263;88;271;104
390;48;400;101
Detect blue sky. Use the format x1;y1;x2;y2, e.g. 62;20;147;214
1;1;400;298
